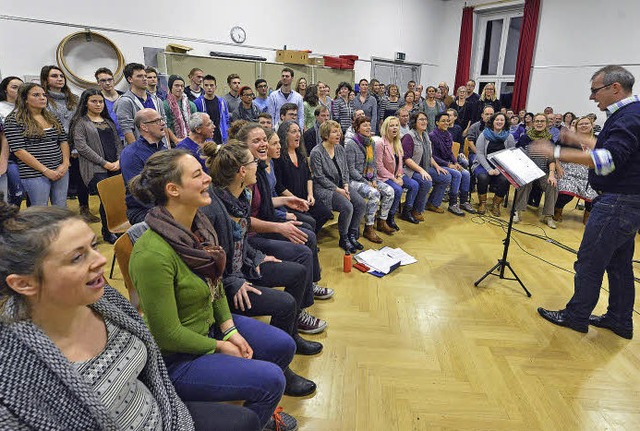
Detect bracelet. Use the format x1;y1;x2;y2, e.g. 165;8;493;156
222;325;237;338
42;168;49;173
222;329;238;341
553;145;561;161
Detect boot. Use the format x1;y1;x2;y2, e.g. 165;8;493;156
80;205;100;223
553;207;563;222
491;195;503;217
459;191;476;214
477;193;488;214
348;233;364;250
376;218;395;235
363;225;383;243
411;209;425;222
338;234;357;254
400;205;419;224
583;210;590;225
386;214;400;231
283;367;316;397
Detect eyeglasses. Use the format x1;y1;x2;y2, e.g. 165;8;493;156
98;78;114;84
533;120;547;124
242;158;259;167
241;93;255;98
143;117;166;125
590;83;613;95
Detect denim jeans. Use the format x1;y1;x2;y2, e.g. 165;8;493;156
185;402;261;431
385;174;419;215
426;167;452;207
21;172;69;207
442;166;470;196
411;172;433;212
164;314;295;429
565;193;640;327
6;160;24;206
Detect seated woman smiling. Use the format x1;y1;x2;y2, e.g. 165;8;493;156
128;149;298;431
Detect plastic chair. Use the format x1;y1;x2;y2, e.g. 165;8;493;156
96;174;132;278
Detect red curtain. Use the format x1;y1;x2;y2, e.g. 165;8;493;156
454;7;474;92
511;0;541;111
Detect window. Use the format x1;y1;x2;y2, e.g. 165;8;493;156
472;8;523;108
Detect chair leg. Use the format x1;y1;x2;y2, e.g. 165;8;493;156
110;254;116;279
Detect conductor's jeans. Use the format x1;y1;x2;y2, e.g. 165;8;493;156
565;193;640;328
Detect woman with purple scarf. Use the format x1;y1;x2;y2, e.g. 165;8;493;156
345;116;395;242
429;113;476;216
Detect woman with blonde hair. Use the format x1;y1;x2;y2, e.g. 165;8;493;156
375;116;420;228
295;77;307;98
476;82;502;118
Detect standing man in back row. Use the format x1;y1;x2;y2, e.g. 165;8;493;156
223;74;241;114
194;74;229;144
114;63;166;144
268;67;305;130
535;65;640;339
353;79;378;135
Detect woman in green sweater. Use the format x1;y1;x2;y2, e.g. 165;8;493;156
129;149;298;431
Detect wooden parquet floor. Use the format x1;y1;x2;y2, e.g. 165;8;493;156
91;195;640;431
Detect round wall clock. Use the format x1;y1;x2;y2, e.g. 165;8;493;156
230;26;246;44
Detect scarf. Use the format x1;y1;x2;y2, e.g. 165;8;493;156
482;127;510;144
145;206;225;300
212;186;252;242
353;133;376;181
526;127;552;142
167;93;190;139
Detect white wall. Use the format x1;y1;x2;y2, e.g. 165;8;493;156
0;0;444;92
438;0;640;125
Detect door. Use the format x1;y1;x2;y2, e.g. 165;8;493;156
371;60;420;92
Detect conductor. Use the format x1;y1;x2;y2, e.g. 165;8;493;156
532;65;640;339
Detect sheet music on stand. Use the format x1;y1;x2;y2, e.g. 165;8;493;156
488;147;546;188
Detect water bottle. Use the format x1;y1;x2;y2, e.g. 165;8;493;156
343;252;352;273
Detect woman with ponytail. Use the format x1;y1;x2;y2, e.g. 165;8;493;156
128;149;297;431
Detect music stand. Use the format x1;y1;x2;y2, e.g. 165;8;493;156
474;147;546;297
474;187;531;296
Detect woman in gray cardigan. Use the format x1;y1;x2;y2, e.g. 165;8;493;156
69;89;123;243
0;202;261;430
345;115;395;242
310;120;366;253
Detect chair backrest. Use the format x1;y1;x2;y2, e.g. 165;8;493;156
452;141;461;158
96;174;130;234
462;138;471;159
113;233;140;311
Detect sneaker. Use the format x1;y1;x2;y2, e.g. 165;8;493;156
447;204;465;217
543;216;557;229
513;211;521;224
297;309;327;334
313;283;334;300
460;201;476;214
264;407;298;431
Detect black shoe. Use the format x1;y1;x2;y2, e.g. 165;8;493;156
348;234;364;250
537;308;588;333
387;215;400;231
400;208;419;224
294;334;323;355
589;314;633;339
283;368;317;397
338;236;357;254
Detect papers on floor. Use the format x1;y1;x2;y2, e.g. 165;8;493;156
488;147;545;187
354;247;416;277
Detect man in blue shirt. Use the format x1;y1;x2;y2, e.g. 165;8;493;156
176;112;214;173
536;65;640;339
254;79;269;113
268;68;304;130
120;108;169;223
